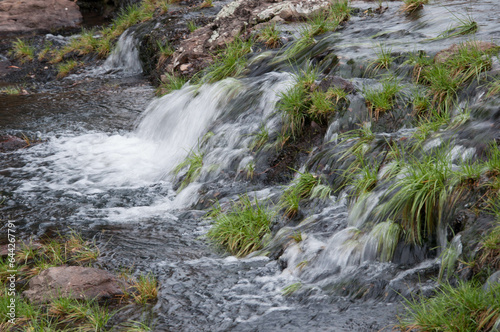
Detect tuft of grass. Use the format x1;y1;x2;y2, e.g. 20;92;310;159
398;281;500;331
278;66;326;138
348;159;379;199
281;26;316;60
282;282;302;296
363;77;402;120
10;38;35;63
437;13;478;39
486;77;500;98
328;0;351;23
207;195;273;257
401;0;429;14
257;23;281;48
157;40;175;67
131;273;158;305
203;36;253;83
156;73;186;96
173;148;204;191
250;124;270;151
438;244;460;281
380;147;463;245
56;60;80;78
370;221;402;262
369;44;395;72
187;20;199;33
411;88;431;115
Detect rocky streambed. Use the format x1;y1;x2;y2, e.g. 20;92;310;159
1;0;500;331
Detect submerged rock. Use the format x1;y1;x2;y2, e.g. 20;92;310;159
0;0;82;35
23;266;126;303
0;135;28;152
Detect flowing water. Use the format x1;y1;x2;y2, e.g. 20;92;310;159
1;0;500;330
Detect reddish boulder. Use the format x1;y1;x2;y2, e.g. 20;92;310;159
23;266;126;303
0;0;82;35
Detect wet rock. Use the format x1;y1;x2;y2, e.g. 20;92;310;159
23;266;126;303
0;0;82;36
166;0;333;76
319;76;356;94
483;270;500;292
434;41;498;64
0;135;28;152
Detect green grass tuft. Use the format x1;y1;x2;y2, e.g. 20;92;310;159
398;281;500;331
203;36;253;83
207;195;273;257
173;148;204;191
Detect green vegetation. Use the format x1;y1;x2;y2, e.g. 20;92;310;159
398;281;500;331
187;20;199;33
56;60;80;78
416;42;494;109
203;36;254;83
257;23;281;48
250;124;270;151
438;14;478;39
278;66;349;139
278;170;332;217
380;147;462;245
363;77;402;120
282;282;302;296
157;40;175;67
156;73;186;96
206;195;273;257
0;86;25;95
401;0;429;14
173;148;204;191
10;39;35;63
0;231;158;331
370;221;402;262
369;44;394;71
131;273;159;305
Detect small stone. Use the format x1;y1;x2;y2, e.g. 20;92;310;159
180;64;191;71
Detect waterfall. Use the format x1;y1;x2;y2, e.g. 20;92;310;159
100;29;143;75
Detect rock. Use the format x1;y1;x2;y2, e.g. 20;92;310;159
483;270;500;292
23;266;126;303
0;0;82;36
180;63;191;71
318;76;356;94
166;0;333;76
0;135;28;152
434;41;498;64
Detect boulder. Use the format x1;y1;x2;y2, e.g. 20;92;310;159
0;0;82;35
23;266;126;303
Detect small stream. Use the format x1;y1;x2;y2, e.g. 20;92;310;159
1;0;500;330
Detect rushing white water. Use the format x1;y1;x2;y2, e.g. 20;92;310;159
102;30;143;75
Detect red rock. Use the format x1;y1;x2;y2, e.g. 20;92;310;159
0;0;82;35
23;266;127;303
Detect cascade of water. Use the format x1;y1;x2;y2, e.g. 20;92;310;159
100;29;143;75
